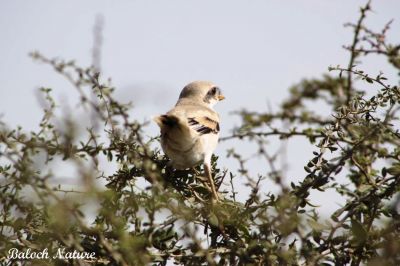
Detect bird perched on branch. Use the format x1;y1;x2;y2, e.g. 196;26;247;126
154;81;225;201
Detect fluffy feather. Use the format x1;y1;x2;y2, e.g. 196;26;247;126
154;81;225;201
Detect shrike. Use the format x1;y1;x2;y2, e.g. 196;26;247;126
154;81;225;201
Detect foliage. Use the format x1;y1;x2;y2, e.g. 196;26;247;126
1;2;400;265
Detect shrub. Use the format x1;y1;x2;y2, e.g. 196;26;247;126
1;1;399;265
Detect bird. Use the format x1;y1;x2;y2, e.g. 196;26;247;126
153;81;225;201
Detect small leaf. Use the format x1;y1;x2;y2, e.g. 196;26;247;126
351;219;367;243
365;77;373;83
381;167;387;177
387;163;400;176
208;212;219;227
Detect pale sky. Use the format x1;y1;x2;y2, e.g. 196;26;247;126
1;0;399;215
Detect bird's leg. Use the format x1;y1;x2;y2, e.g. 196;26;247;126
204;162;219;201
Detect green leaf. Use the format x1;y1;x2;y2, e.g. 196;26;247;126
387;163;400;176
351;219;367;244
208;212;219;227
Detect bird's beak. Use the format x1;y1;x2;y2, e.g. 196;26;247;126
218;95;225;101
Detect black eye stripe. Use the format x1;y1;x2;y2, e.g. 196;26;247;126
209;87;220;95
204;86;221;103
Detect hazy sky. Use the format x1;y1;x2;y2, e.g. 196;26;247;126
1;0;399;215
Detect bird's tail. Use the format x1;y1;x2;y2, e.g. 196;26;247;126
153;114;193;140
153;114;180;128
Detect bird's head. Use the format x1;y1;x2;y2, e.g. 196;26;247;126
177;81;225;108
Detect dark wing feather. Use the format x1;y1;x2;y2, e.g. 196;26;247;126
188;117;219;135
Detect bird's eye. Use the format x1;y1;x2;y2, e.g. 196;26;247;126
210;87;218;95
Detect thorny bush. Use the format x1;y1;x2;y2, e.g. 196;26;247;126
1;2;400;265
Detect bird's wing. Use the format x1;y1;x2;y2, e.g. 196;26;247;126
187;116;219;135
170;104;220;136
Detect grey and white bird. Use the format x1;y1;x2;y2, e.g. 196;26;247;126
154;81;225;201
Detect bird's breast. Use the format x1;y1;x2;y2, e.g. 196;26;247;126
161;133;218;169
